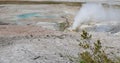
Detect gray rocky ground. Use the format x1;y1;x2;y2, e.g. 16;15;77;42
0;4;120;63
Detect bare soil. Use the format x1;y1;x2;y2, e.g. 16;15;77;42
0;4;120;63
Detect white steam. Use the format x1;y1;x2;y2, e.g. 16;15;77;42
70;3;120;31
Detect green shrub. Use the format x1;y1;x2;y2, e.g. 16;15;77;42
79;30;120;63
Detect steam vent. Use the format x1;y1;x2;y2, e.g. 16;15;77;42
0;0;120;63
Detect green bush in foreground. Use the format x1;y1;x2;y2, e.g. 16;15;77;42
79;30;120;63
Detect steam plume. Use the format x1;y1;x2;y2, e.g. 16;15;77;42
70;3;120;31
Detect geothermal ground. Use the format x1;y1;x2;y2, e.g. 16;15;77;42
0;4;120;63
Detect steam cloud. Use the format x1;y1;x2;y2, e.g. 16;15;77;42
70;3;120;31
